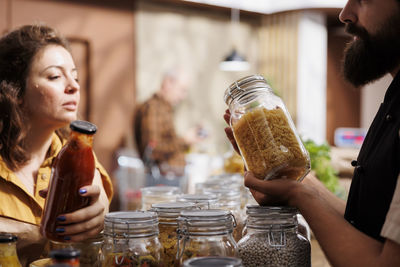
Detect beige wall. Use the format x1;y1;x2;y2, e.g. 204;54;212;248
0;0;136;177
135;1;261;154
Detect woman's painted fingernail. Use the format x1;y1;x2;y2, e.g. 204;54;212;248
56;228;65;233
57;216;66;222
64;236;71;241
79;189;87;194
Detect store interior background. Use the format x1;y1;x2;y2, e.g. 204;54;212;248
1;0;394;265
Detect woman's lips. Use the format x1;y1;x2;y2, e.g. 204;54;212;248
63;101;77;111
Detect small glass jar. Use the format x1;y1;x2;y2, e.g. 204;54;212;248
183;256;243;267
49;234;103;267
237;205;310;267
141;186;181;210
177;209;237;265
0;233;21;267
49;248;80;266
151;202;196;266
176;194;219;209
102;211;163;267
203;188;244;242
224;75;310;181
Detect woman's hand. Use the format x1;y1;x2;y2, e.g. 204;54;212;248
54;184;105;242
53;169;109;242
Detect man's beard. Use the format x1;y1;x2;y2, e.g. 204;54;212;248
342;13;400;87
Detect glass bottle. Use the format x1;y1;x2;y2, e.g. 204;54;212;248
203;188;244;242
141;186;181;210
49;248;80;267
237;205;311;267
224;75;310;181
41;120;97;242
151;202;196;266
183;256;243;267
0;233;21;267
177;209;237;265
101;211;163;266
176;194;219;209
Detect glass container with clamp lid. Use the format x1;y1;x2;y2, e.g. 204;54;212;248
224;75;310;181
101;211;163;267
177;209;237;265
237;205;310;267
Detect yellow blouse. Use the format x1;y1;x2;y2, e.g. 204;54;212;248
0;133;113;225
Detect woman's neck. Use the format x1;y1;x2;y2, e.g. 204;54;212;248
23;125;55;166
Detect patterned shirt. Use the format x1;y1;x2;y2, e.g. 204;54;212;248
134;93;188;175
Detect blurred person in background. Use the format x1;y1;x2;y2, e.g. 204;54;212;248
134;67;206;180
0;24;113;266
224;0;400;266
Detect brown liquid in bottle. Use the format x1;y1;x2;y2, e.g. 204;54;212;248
40;120;97;242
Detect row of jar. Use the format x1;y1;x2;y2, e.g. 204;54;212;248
101;204;311;267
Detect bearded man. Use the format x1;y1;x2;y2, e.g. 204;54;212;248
223;0;400;266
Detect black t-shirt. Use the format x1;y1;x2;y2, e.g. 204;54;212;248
344;72;400;242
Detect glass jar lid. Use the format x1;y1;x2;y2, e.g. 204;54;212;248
183;256;243;267
0;233;17;243
177;194;219;205
104;211;158;238
245;205;299;229
203;189;241;207
151;202;196;219
224;74;271;106
178;209;235;235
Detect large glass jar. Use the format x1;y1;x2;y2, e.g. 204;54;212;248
224;75;310;181
141;186;181;210
203;188;244;242
176;194;219;209
0;233;21;267
237;205;310;267
49;234;103;267
177;209;237;265
151;202;196;266
102;211;163;267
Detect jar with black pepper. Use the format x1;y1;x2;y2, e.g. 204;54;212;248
101;211;163;267
151;202;196;266
237;205;310;267
177;209;237;265
224;75;310;181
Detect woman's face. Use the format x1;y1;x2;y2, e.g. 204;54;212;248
24;44;80;129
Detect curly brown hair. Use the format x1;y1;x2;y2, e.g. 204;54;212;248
0;24;70;170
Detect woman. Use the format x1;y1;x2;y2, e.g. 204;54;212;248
0;24;113;265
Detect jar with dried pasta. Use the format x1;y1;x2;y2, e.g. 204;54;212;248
151;202;196;266
224;75;310;181
176;209;237;265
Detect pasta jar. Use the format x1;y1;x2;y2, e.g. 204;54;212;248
102;211;163;267
151;202;197;266
176;194;219;209
0;234;21;267
183;256;243;267
141;186;181;210
237;205;310;267
177;209;237;265
224;75;310;181
203;188;244;242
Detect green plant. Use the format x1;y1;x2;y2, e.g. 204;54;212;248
303;139;340;194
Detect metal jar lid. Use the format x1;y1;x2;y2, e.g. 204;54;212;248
183;256;243;267
223;74;272;106
69;120;97;134
0;233;17;243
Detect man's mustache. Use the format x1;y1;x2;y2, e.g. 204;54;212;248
345;24;370;40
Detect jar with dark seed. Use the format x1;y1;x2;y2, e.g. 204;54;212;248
237;205;310;267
